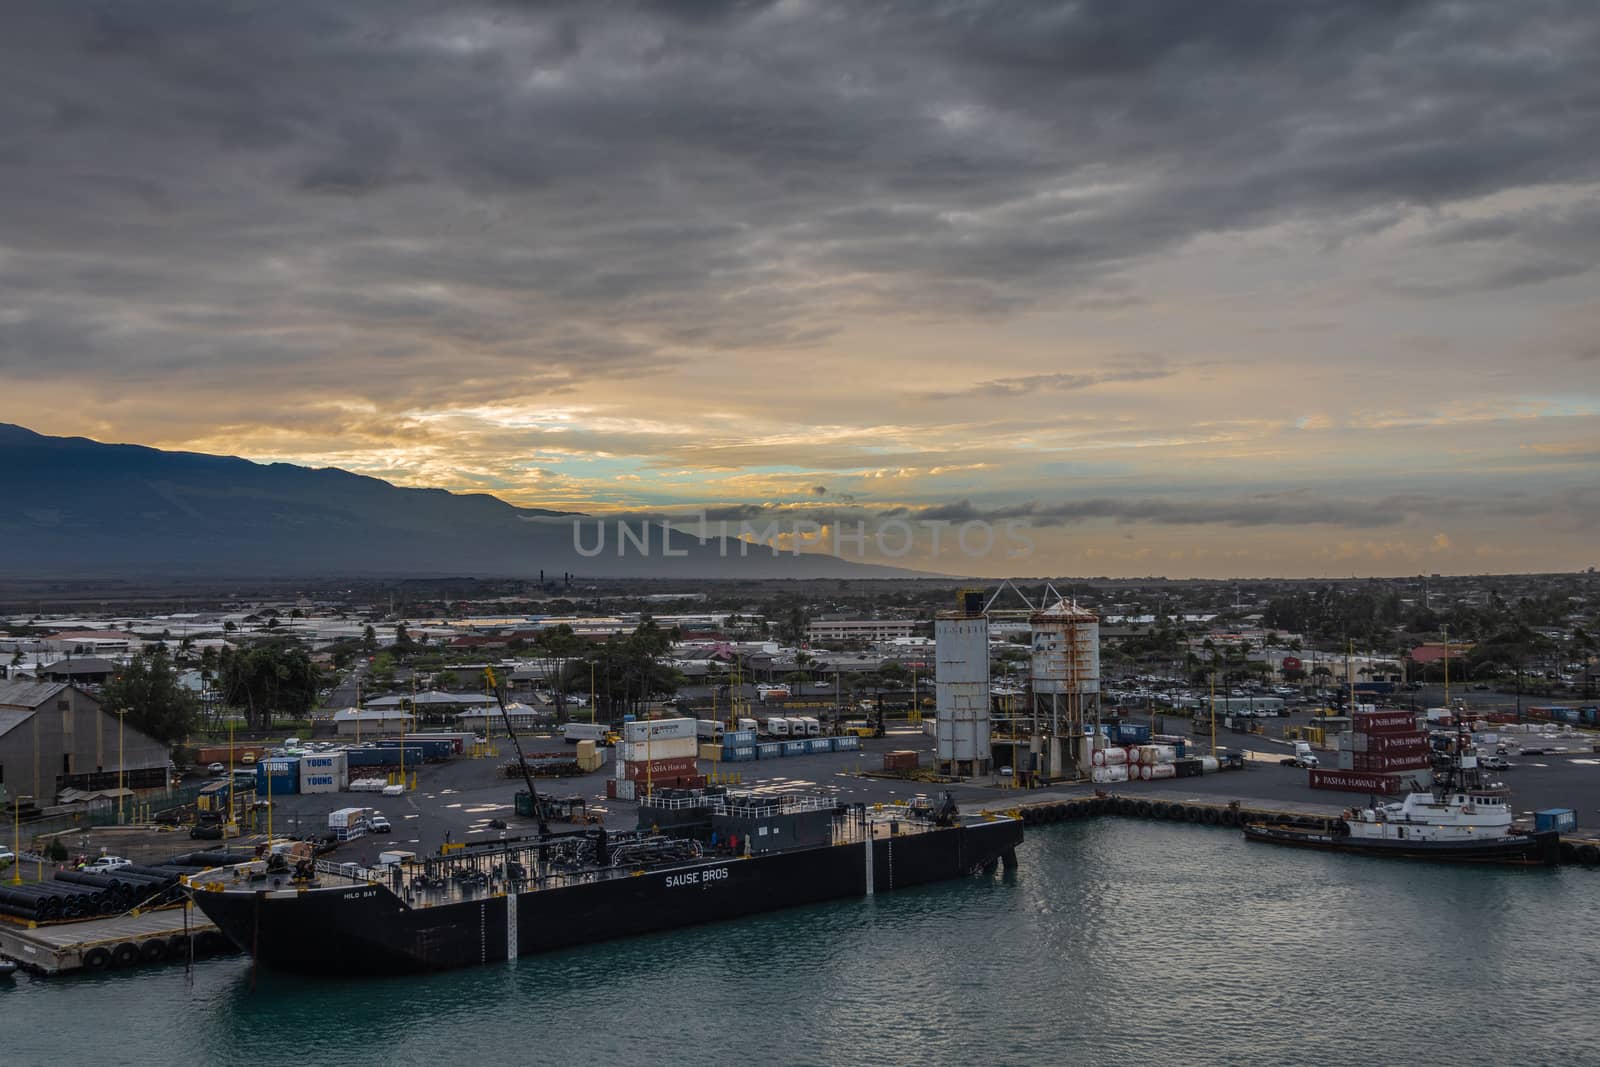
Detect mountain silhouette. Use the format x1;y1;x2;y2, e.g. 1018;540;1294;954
0;423;911;579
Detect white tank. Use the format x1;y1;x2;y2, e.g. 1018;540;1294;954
935;613;991;766
1029;598;1100;695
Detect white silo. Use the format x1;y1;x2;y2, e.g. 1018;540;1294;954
935;592;991;777
1030;597;1100;777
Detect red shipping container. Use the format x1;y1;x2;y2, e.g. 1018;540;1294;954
623;755;699;782
1352;711;1417;734
1366;732;1429;754
1354;752;1432;772
1309;769;1404;794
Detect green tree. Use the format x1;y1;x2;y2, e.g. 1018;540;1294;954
362;625;378;654
218;642;320;731
532;625;589;723
102;647;198;745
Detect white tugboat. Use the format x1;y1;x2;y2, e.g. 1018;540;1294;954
1243;726;1559;865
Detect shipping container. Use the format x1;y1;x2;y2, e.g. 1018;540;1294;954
1173;758;1203;778
1353;710;1419;734
723;746;757;762
623;717;697;743
1309;769;1404;794
1352;752;1432;772
782;740;809;757
374;737;452;761
807;738;833;754
1357;731;1430;755
299;752;349;794
698;743;724;762
756;742;784;760
834;735;861;752
696;719;725;741
622;755;699;782
1115;723;1152;745
618;737;698;763
1535;808;1577;833
883;750;920;771
722;730;757;747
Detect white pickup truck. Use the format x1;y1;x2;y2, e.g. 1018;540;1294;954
83;855;132;874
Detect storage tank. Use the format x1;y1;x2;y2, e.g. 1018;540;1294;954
1029;598;1100;695
935;595;992;776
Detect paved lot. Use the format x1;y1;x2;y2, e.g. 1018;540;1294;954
104;716;1600;869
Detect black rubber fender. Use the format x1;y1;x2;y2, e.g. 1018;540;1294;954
140;939;167;963
167;934;190;958
111;942;140;968
1201;808;1221;825
81;946;111;970
1118;797;1136;815
1220;809;1240;827
1134;800;1153;818
1559;841;1578;863
1579;844;1599;865
1185;806;1204;823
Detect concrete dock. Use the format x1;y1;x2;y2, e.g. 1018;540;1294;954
0;902;225;975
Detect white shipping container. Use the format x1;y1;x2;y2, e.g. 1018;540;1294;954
299;752;348;793
622;717;697;743
617;737;698;763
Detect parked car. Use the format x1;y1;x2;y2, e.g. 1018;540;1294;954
1480;755;1512;770
0;845;16;869
367;813;392;833
207;762;226;775
82;856;132;873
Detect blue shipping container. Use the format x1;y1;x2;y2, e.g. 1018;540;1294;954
1117;724;1151;744
808;738;833;754
723;730;757;747
783;741;808;757
1535;808;1577;833
834;735;860;752
725;746;757;762
757;742;783;760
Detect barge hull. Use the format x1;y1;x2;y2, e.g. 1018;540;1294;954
193;819;1022;974
1243;824;1559;866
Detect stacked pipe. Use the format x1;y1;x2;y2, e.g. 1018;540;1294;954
0;881;112;921
0;864;195;922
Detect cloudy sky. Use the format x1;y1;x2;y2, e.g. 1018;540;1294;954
3;1;1598;578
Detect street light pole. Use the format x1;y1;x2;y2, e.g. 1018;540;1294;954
118;709;125;823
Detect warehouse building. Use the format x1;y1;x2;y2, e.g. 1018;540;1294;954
0;680;169;803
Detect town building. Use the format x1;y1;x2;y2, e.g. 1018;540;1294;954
806;619;917;644
0;680;169;803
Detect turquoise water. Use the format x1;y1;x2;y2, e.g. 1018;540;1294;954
10;820;1600;1066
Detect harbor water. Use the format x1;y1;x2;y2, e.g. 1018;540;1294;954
10;818;1600;1065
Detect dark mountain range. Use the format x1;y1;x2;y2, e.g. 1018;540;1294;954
0;424;910;579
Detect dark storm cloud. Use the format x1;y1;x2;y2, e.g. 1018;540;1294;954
2;0;1598;400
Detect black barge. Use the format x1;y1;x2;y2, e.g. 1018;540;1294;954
187;790;1022;974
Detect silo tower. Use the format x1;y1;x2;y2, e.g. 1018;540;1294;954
1030;597;1100;777
935;589;992;777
